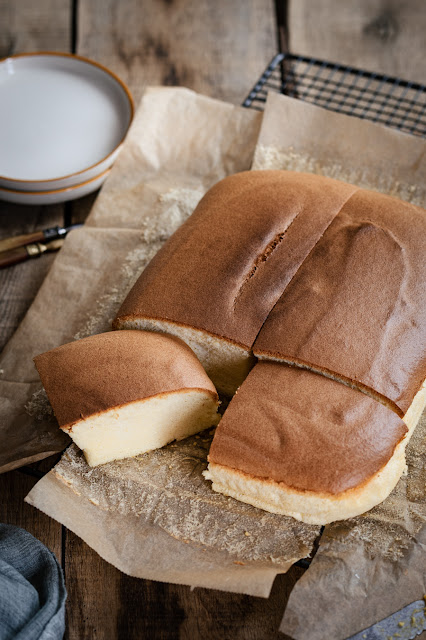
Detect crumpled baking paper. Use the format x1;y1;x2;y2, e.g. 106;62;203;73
1;86;425;633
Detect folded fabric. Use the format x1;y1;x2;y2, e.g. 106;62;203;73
0;524;66;640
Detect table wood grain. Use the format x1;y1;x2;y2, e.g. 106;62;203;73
0;1;425;638
289;0;426;84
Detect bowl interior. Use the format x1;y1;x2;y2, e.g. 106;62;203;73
0;54;133;183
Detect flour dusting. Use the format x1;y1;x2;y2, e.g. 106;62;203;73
253;145;425;207
53;435;320;565
139;187;204;243
74;187;203;341
324;412;426;561
73;240;162;341
25;388;54;421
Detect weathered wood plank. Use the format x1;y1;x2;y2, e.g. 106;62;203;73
0;0;71;57
288;0;426;83
69;0;277;224
64;531;303;640
0;0;71;349
0;1;69;626
0;460;62;563
176;569;303;640
64;531;122;640
77;0;277;105
0;204;65;350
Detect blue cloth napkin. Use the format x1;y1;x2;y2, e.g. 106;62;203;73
0;524;66;640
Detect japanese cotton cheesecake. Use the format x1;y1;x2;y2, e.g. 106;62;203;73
204;362;410;524
112;170;425;523
34;330;220;466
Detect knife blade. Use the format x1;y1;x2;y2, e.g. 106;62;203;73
348;598;426;640
0;224;82;253
0;238;65;269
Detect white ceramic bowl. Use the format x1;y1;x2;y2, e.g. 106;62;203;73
0;168;111;205
0;52;133;191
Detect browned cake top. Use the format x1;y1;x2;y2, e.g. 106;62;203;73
114;170;357;346
208;362;407;495
34;330;217;429
114;169;425;419
253;189;426;415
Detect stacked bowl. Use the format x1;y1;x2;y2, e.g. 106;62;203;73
0;53;134;205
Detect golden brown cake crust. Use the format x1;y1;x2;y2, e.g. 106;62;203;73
208;362;407;495
34;330;218;429
253;189;426;414
114;171;425;415
113;170;357;346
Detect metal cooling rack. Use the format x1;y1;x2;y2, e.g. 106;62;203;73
244;53;426;138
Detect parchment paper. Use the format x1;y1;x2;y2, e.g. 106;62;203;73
2;87;319;596
252;92;426;206
251;92;426;639
26;435;317;596
25;468;290;597
1;86;425;623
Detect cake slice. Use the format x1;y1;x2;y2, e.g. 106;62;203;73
34;330;220;466
204;361;409;524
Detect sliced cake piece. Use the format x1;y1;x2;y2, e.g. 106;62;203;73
113;170;357;394
34;330;220;466
254;189;426;417
204;361;409;525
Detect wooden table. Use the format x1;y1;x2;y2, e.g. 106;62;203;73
1;2;425;638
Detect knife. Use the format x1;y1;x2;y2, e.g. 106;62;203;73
0;238;65;269
348;598;426;640
0;224;82;253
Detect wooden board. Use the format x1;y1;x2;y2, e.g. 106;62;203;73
64;538;303;640
0;0;67;629
0;0;70;349
288;0;426;83
0;203;64;350
0;459;62;562
0;0;70;56
77;0;277;105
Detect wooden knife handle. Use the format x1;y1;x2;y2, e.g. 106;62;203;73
0;231;45;253
0;246;31;268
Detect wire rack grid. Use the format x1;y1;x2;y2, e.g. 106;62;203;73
244;53;426;138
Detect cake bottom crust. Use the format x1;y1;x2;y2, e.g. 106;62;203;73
203;439;407;525
204;379;426;525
